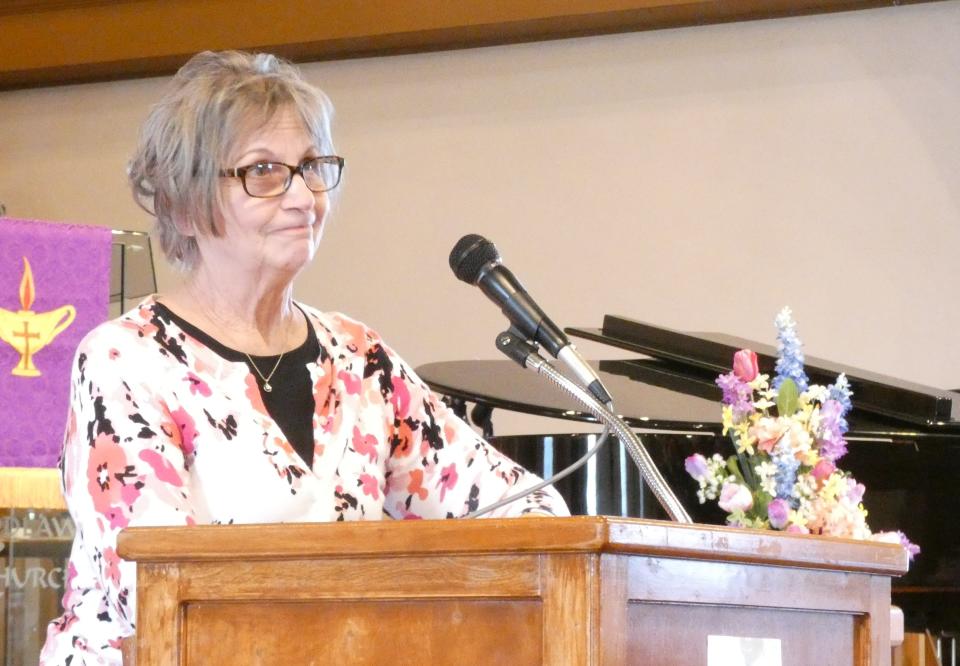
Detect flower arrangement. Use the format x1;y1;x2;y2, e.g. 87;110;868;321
685;308;918;558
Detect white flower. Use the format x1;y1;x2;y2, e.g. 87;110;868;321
804;385;830;403
794;474;817;500
749;374;771;391
783;420;813;456
754;461;778;496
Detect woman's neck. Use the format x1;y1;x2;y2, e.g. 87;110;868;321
160;266;305;355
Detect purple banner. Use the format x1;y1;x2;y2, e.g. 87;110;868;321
0;218;111;468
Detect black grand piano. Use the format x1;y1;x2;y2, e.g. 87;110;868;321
417;314;960;654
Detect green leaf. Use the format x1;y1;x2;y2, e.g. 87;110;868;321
776;378;799;416
751;493;770;520
737;451;757;488
726;455;745;484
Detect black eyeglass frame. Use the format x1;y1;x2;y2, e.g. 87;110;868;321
219;155;345;198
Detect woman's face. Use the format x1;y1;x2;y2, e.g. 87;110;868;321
197;107;330;280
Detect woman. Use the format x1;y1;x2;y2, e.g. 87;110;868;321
40;51;567;665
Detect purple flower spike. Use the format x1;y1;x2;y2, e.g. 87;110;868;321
817;399;849;462
716;372;754;420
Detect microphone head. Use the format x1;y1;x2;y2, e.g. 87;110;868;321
449;234;501;284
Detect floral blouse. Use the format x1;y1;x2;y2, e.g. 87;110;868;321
40;297;567;665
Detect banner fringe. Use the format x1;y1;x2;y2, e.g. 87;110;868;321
0;467;66;510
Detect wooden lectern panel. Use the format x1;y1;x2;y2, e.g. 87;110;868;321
119;516;908;666
185;599;543;664
625;604;856;665
596;552;890;665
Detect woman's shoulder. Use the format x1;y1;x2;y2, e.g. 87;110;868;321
76;297;183;360
297;304;415;388
297;304;385;351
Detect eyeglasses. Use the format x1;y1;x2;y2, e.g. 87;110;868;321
220;156;345;198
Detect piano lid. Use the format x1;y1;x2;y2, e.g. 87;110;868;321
567;314;960;427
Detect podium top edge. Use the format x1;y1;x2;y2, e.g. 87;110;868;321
117;515;908;576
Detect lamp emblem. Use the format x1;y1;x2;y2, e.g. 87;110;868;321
0;257;75;377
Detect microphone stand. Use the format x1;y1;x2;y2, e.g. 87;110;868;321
495;330;693;524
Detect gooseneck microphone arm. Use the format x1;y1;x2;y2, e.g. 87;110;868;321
449;233;691;522
498;331;692;524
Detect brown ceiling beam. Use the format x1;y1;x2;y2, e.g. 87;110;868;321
0;0;941;90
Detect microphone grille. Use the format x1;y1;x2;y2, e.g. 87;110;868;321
449;234;500;283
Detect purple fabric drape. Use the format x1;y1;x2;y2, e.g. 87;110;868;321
0;218;112;467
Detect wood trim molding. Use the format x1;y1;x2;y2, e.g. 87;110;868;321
0;0;943;90
0;0;126;17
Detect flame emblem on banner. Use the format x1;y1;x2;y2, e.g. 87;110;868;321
0;257;76;377
19;257;35;310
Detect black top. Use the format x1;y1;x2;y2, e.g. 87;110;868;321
153;302;320;468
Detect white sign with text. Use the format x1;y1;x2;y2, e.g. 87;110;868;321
707;635;783;666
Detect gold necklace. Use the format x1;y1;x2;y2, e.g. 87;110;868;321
243;317;296;393
176;288;293;393
244;350;285;393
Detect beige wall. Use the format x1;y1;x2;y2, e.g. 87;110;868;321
1;2;959;432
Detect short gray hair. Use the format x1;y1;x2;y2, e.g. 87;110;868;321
128;50;336;270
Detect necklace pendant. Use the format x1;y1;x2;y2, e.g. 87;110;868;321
263;382;273;393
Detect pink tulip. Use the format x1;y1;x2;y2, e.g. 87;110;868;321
733;349;759;382
717;482;754;513
811;459;835;484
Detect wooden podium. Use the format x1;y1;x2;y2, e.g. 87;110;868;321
117;516;908;665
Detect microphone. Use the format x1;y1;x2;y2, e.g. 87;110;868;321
449;234;612;404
